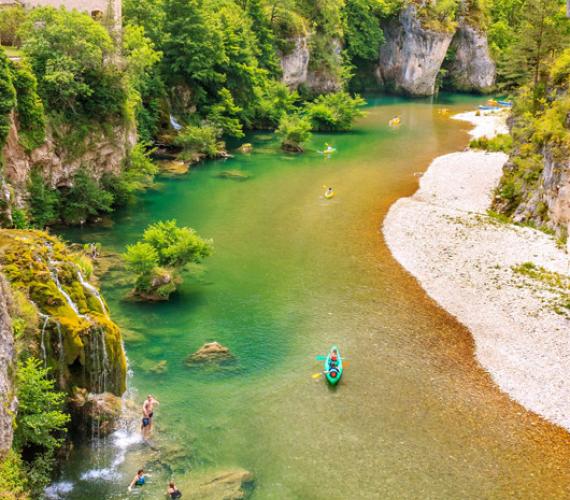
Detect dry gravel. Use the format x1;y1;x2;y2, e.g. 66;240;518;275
383;111;570;431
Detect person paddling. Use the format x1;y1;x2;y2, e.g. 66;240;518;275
167;481;182;499
128;469;147;492
325;187;334;199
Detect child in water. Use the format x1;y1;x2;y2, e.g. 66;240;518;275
167;481;182;498
128;469;147;492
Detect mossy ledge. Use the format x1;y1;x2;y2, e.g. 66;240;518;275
0;229;127;400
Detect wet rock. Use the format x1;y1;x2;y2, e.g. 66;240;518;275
238;143;253;154
185;342;233;365
159;160;190;176
70;389;123;437
0;275;16;458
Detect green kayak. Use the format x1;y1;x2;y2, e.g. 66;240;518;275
324;345;343;385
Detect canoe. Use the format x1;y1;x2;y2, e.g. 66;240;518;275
324;191;335;199
498;100;513;107
319;148;336;155
389;118;401;127
478;105;501;111
325;345;343;385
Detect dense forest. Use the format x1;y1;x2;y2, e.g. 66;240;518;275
0;0;568;497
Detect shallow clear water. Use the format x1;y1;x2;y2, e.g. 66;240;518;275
56;95;570;499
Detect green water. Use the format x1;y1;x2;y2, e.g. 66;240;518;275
56;95;570;499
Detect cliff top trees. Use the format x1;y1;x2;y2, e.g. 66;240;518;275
20;7;127;120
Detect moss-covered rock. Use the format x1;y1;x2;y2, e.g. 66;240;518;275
0;230;127;398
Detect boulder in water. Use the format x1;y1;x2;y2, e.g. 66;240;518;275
70;389;123;436
216;169;250;181
159;160;190;175
238;143;253;154
185;342;233;365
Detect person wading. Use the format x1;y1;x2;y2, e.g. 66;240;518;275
141;394;160;439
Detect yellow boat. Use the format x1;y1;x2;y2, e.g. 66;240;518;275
324;190;335;199
388;117;401;128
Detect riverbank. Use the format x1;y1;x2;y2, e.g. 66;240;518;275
383;111;570;431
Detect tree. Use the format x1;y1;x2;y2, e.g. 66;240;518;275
499;0;569;90
0;5;26;46
28;169;60;228
246;0;281;76
276;113;312;152
123;220;213;300
0;49;16;150
162;0;226;105
20;7;125;119
305;91;366;131
343;0;385;63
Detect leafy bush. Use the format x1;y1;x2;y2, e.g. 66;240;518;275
11;63;46;152
123;220;212;299
550;48;570;87
0;449;29;499
276;113;312;152
103;142;158;206
14;357;69;497
0;5;26;46
469;134;513;152
0;49;16;151
174;124;224;159
11;208;29;229
20;7;126;120
59;168;114;225
305;91;365;131
28;169;60;228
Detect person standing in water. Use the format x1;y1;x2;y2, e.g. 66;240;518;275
167;481;182;498
141;394;160;438
128;469;147;492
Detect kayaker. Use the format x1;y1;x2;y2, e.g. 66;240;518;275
324;143;334;153
325;187;334;198
128;469;147;492
330;349;339;367
167;481;182;498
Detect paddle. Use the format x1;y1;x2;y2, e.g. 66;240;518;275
312;371;331;379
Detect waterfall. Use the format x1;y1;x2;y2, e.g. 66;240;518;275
170;113;183;131
50;268;85;318
77;271;108;316
39;314;49;367
56;322;65;387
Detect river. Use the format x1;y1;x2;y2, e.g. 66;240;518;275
54;95;570;499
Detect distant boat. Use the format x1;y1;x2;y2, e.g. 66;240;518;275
479;105;501;111
498;100;513;107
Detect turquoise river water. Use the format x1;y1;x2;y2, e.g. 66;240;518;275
53;95;570;499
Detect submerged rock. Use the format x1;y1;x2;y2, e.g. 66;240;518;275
177;468;254;499
216;170;251;181
238;143;253;154
185;342;233;365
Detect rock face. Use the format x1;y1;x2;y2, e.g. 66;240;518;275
2;112;136;205
508;146;570;234
447;22;496;92
0;230;127;432
0;275;16;459
376;5;454;96
280;37;310;89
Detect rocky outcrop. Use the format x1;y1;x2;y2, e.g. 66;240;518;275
0;230;127;432
506;146;570;234
376;5;454;96
186;341;233;365
306;38;344;94
2;112;136;205
0;275;16;459
280;37;310;89
446;22;496;92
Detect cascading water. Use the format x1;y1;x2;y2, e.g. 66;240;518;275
77;271;108;316
39;313;49;367
50;268;85;318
